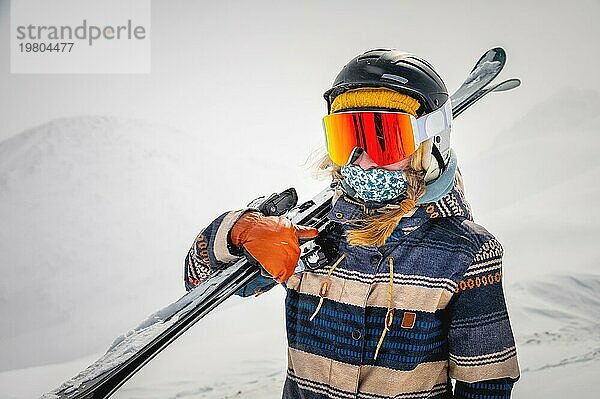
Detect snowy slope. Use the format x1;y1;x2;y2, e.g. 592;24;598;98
0;116;218;371
0;288;289;399
510;274;599;399
0;116;322;373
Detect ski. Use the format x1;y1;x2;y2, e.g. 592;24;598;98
452;78;521;117
42;188;335;399
450;47;506;110
41;47;519;399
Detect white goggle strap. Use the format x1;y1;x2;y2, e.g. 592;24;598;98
412;99;452;147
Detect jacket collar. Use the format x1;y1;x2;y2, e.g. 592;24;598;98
328;167;473;225
415;148;458;205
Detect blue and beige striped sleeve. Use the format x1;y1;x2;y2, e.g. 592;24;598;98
446;237;521;398
184;208;278;297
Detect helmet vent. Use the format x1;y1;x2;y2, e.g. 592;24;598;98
381;74;408;84
357;49;389;61
357;54;382;61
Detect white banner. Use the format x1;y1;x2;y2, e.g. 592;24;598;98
10;0;151;74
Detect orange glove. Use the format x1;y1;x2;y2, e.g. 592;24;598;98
230;211;319;282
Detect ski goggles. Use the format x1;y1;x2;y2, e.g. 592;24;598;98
322;99;452;166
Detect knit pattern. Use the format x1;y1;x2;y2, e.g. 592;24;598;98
330;87;420;115
184;177;521;398
340;164;408;202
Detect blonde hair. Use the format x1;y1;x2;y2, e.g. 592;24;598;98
312;147;426;247
313;86;427;247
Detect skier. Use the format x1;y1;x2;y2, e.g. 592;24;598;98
185;49;521;398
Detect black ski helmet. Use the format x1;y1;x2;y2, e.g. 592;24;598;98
323;49;448;115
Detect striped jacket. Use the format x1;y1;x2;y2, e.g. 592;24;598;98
184;176;521;398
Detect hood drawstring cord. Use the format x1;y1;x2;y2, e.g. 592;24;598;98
308;253;395;360
309;253;347;321
374;256;395;360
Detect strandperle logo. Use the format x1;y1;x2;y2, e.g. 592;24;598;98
15;19;147;46
10;0;151;74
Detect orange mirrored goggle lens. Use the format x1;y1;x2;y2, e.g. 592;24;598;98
322;112;418;167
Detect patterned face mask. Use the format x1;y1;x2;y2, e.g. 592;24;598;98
340;164;409;203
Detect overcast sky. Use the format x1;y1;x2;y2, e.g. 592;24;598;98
1;0;599;164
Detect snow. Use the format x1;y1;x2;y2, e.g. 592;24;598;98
0;288;289;399
40;312;181;397
466;60;502;86
0;106;598;398
39;259;255;397
0;115;322;373
1;273;598;398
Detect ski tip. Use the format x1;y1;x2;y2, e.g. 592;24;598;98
484;47;506;63
492;78;521;92
470;47;506;74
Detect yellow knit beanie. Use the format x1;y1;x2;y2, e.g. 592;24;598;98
330;87;420;117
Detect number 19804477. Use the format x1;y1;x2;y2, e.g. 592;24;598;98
18;42;74;52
